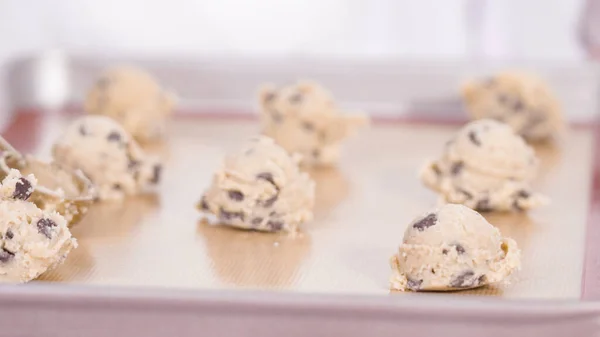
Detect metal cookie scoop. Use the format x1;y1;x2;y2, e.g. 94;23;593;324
0;136;97;226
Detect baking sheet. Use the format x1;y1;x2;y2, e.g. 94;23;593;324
3;112;594;299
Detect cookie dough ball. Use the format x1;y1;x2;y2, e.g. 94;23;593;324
461;71;564;141
420;119;547;212
85;65;176;142
198;136;315;233
0;139;97;226
390;204;521;292
258;80;369;166
52;115;162;201
0;169;77;283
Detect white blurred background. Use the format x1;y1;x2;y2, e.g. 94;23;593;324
0;0;595;63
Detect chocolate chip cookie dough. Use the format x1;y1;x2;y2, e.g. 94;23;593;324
0;169;77;283
198;136;315;233
0;136;96;226
52;115;162;201
390;204;521;292
461;71;565;142
420;119;548;212
85;65;176;142
258;80;369;167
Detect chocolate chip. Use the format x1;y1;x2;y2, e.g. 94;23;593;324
442;248;449;255
450;270;477;288
312;149;320;158
107;131;122;142
227;190;244;201
0;248;14;263
128;159;140;170
219;208;244;221
477;275;487;285
79;125;88;136
199;197;209;211
412;213;437;231
289;93;303;104
512;190;531;211
5;230;13;240
457;188;473;200
513;99;524;112
497;94;510;105
264;92;276;103
37;218;57;239
256;172;276;187
453;243;466;255
271;110;283;123
476;198;493;212
251;217;263;226
150;164;162;184
450;161;464;175
301;121;315;132
512;199;523;211
260;194;278;208
406;277;423;291
113;183;122;190
267;220;284;231
12;177;32;200
468;131;481;146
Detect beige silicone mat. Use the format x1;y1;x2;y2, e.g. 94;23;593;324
7;113;594;299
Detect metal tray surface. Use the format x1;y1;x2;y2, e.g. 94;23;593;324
0;53;599;336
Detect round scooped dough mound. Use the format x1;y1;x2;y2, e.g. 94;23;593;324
389;204;521;292
461;71;564;142
446;118;538;180
0;169;77;283
420;119;548;212
198;135;315;233
52;115;162;201
84;65;176;142
258;80;369;167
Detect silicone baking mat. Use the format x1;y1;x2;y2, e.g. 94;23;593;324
2;112;595;299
